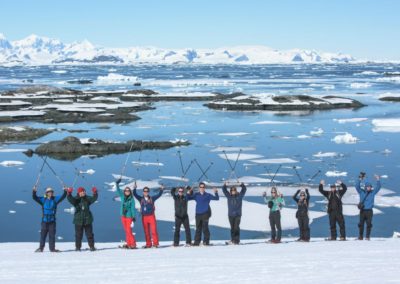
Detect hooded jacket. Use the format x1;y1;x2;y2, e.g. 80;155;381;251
67;192;98;225
319;183;347;213
171;188;189;218
116;183;136;218
222;184;247;217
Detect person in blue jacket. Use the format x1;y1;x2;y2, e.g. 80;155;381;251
32;186;67;252
222;182;247;245
355;173;381;240
133;184;164;248
187;182;219;246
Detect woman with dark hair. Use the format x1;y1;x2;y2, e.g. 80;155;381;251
293;188;310;242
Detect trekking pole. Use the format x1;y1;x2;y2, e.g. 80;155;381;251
270;164;282;185
222;150;241;183
33;156;48;189
194;159;213;182
120;141;135;180
40;156;66;188
308;169;321;183
292;166;303;183
178;151;185;177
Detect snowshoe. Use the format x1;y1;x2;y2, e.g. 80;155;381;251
50;249;61;253
35;248;43;253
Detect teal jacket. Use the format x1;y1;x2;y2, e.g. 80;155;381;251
264;196;285;212
116;183;136;218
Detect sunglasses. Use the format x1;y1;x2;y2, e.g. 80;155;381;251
199;186;205;189
178;191;184;193
271;192;277;194
143;190;149;193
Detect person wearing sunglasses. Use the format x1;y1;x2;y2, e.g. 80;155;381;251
171;186;192;247
293;188;310;242
319;179;347;241
133;183;164;248
222;181;247;245
115;178;137;249
187;182;219;246
263;187;285;243
355;173;381;240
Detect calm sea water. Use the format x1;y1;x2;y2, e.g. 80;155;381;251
1;64;400;242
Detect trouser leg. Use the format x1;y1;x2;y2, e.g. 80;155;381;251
48;222;56;251
329;213;337;239
149;214;159;246
183;216;192;244
202;215;210;245
75;224;84;249
39;222;49;249
194;214;203;245
269;213;276;240
229;216;235;241
365;210;373;238
275;211;282;241
337;213;346;239
142;216;152;247
233;216;241;243
174;217;183;245
84;224;95;248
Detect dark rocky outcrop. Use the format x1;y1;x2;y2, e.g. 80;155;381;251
32;136;190;161
0;126;52;142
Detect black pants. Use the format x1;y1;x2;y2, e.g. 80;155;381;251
39;222;56;251
75;224;95;249
229;216;241;244
194;212;210;245
329;211;346;239
174;215;192;245
297;215;310;240
359;209;373;238
269;211;282;241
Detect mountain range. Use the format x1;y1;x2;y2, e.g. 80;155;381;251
0;33;355;65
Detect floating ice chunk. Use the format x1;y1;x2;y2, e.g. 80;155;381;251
9;210;16;214
372;119;400;133
333;118;368;124
218;153;263;161
310;128;324;136
332;133;358;144
297;135;311;139
218;132;254;136
170;138;188;143
350;82;372;89
0;148;27;153
0;160;25;167
51;70;67;74
57;236;63;240
159;176;189;182
80;169;95;175
14;200;26;205
131;161;164;167
64;207;75;214
211;146;256;152
97;73;138;83
325;170;347;177
251;120;299;125
250;158;298;164
313;152;338;158
0;110;45;117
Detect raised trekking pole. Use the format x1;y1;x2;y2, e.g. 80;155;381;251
33;156;48;189
308;169;321;183
40;156;66;188
222;150;241;183
194;159;214;182
270;164;282;185
120;141;135;180
292;166;303;183
177;151;194;182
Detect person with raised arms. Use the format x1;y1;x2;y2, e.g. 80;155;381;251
187;182;219;246
319;179;347;241
67;186;98;251
293;188;310;242
32;186;67;252
222;182;247;245
355;173;381;240
263;187;285;243
115;178;137;249
133;184;164;248
171;186;192;247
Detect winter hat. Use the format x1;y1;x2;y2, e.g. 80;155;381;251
45;187;54;193
365;182;372;188
330;184;336;188
77;187;85;194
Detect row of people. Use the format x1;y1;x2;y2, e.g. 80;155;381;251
32;173;381;251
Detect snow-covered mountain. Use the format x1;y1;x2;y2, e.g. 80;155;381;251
0;33;355;65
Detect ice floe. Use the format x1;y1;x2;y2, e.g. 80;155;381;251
250;158;299;164
0;160;25;167
218;153;263;161
333;118;368;124
313;152;339;158
372;119;400;133
350;82;372;89
325;170;347;177
332;133;358;144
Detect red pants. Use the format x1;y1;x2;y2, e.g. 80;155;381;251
142;214;159;247
121;216;136;248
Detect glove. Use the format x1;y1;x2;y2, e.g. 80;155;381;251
92;187;98;194
132;217;136;222
116;178;122;185
67;187;73;194
32;186;37;192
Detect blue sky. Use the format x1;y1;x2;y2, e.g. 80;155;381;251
1;0;399;60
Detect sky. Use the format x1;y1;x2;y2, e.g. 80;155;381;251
0;0;399;60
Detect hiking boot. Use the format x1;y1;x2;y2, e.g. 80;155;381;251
50;249;61;253
296;238;302;242
192;243;200;247
75;248;81;252
365;237;370;241
89;247;96;251
142;245;152;249
185;243;192;247
339;237;346;241
326;237;337;241
273;240;281;244
358;236;363;240
35;248;43;253
173;243;179;247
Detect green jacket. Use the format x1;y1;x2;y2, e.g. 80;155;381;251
264;196;285;212
67;193;98;225
116;183;136;218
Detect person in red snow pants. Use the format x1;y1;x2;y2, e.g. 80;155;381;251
133;185;164;248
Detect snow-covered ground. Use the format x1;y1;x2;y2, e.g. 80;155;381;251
1;239;399;284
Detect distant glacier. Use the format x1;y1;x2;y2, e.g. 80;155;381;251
0;33;356;65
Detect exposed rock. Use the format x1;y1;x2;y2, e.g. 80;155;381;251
205;93;365;111
33;136;190;161
0;126;52;142
66;79;93;84
379;96;400;102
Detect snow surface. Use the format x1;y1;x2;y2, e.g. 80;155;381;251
1;240;400;284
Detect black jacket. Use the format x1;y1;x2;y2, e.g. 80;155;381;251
293;189;310;217
319;183;347;213
171;188;189;218
222;183;247;217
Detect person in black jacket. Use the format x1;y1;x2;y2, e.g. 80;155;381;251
319;179;347;241
222;182;247;245
293;188;310;242
171;186;192;246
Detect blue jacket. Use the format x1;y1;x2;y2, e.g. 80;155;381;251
355;179;381;210
187;191;219;215
33;190;67;223
222;184;246;217
133;188;163;216
116;183;136;218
